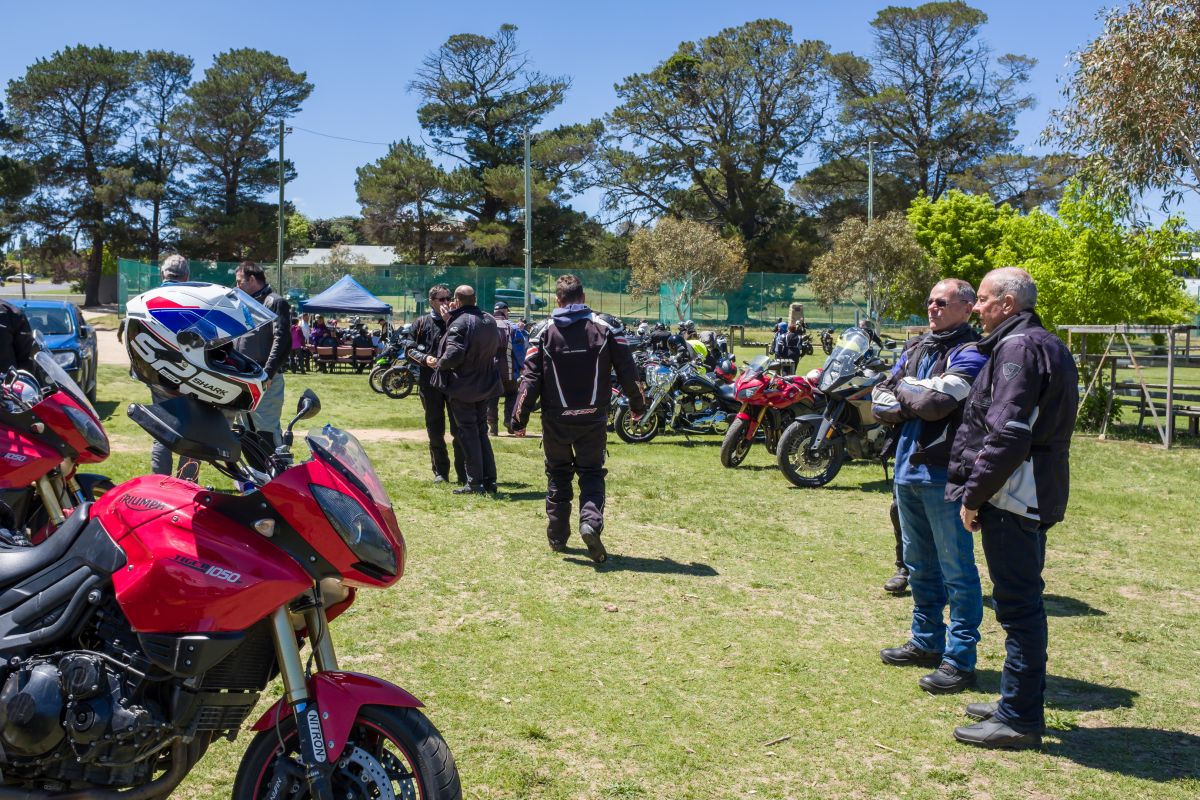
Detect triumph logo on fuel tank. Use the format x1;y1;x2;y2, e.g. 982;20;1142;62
305;708;327;762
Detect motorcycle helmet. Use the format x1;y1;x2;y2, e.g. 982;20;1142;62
595;312;625;333
124;282;275;412
679;319;696;336
1;370;42;410
715;356;737;383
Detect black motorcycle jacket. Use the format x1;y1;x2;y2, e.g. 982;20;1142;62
946;310;1078;524
410;311;448;387
0;300;35;374
514;305;646;427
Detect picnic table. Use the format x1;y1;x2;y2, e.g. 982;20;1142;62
1113;382;1200;437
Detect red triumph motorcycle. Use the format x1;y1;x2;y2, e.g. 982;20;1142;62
0;349;113;541
719;355;820;468
0;389;461;799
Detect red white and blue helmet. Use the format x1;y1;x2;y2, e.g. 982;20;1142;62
124;282;274;412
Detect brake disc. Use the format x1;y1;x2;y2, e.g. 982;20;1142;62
343;745;397;800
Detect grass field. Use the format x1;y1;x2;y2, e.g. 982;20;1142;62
88;365;1200;799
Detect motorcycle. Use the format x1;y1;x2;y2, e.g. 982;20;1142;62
612;353;741;443
0;389;461;798
1;348;113;541
719;355;820;468
776;326;892;487
377;339;425;400
367;329;409;394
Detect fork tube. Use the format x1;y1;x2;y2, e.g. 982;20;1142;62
269;606;310;706
304;606;340;672
35;475;66;526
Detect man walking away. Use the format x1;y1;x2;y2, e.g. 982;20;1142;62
427;286;501;495
512;274;647;563
488;301;518;436
947;267;1078;750
233;261;291;448
874;279;986;695
412;285;465;484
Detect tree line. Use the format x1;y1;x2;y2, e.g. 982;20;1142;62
0;0;1196;325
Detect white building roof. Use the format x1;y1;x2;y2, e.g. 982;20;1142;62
286;246;399;266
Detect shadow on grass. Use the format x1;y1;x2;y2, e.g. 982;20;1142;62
1044;593;1106;617
639;438;722;447
94;399;122;420
808;478;893;494
974;670;1137;712
562;552;719;576
1045;727;1200;781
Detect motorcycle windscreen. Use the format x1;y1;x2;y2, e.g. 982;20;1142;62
33;350;96;418
818;328;871;393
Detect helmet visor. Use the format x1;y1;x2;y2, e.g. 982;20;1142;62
145;285;276;349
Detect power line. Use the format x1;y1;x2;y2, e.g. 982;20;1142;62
291;126;392;147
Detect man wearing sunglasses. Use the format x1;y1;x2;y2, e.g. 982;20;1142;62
873;279;988;697
411;284;465;485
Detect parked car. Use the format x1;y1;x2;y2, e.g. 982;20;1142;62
5;272;37;283
10;299;98;402
286;287;310;306
495;287;547;310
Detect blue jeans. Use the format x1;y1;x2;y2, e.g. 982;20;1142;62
896;483;983;671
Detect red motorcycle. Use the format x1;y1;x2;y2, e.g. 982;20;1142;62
0;389;461;799
720;355;820;467
0;349;113;541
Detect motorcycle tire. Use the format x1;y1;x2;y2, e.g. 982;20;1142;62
368;365;388;394
382;368;415;399
719;418;753;468
613;406;660;443
776;419;845;488
232;704;461;800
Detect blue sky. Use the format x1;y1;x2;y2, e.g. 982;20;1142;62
6;0;1179;224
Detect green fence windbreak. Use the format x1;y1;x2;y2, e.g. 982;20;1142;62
119;259;873;329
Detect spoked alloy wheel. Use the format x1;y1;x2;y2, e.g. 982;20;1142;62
776;420;845;488
382;368;415;399
719;417;753;467
613;407;661;443
233;705;461;800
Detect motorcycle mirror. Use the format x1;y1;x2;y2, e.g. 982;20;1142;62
284;389;322;447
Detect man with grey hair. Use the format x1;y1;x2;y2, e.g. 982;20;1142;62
874;278;987;695
945;267;1078;750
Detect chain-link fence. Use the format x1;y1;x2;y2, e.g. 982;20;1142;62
119;259;882;330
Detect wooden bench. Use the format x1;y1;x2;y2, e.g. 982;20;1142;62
1113;382;1200;436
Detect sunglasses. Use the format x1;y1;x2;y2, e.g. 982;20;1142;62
925;297;951;308
434;295;451;302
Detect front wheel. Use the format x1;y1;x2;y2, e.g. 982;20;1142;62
368;365;388;393
719;417;753;467
382;368;415;399
776;420;845;488
613;406;661;443
232;705;461;800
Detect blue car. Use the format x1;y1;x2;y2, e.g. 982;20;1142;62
11;299;98;402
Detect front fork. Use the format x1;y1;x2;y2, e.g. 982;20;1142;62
268;592;340;800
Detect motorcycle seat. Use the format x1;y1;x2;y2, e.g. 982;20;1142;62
0;504;90;592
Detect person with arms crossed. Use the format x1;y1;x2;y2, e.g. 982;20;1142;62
874;279;986;694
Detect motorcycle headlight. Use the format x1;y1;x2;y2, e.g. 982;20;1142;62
737;386;758;400
63;404;109;457
311;484;397;577
53;351;79;371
